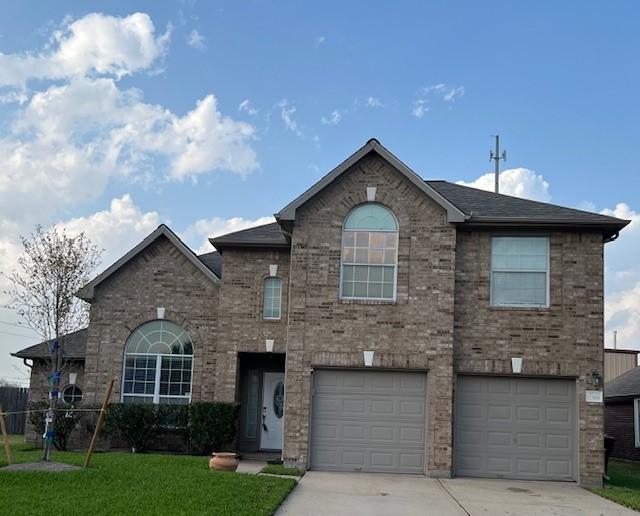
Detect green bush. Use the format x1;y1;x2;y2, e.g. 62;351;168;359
187;402;239;455
105;403;188;453
27;401;87;451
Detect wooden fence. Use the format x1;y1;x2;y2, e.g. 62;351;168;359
0;386;28;434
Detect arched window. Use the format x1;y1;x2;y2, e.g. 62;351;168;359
263;277;283;320
122;320;193;405
341;203;398;300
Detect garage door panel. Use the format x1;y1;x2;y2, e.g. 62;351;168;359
455;376;576;481
311;370;427;474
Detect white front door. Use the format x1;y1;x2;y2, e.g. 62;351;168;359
260;372;285;450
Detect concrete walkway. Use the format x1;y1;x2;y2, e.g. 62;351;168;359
276;471;638;516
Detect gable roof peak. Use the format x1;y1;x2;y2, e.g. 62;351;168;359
275;139;468;224
77;224;219;302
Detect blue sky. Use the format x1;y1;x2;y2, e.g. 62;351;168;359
0;1;639;382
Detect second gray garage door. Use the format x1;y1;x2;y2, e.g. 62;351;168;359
455;375;576;481
310;369;427;474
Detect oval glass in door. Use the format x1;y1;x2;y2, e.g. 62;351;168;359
273;381;284;419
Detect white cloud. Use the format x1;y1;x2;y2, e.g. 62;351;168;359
365;96;383;108
238;99;258;116
601;202;640;350
316;35;326;47
0;77;257;225
57;194;160;271
321;109;342;125
0;91;28;104
0;12;170;86
457;168;551;202
413;83;464;117
187;29;206;50
277;99;301;136
412;99;429;118
182;215;275;254
443;86;464;102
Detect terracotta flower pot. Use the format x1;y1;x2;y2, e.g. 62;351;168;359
209;452;239;472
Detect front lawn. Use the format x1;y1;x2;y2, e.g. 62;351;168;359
592;459;640;511
0;438;295;516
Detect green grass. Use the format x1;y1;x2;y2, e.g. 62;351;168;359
0;437;296;516
592;459;640;511
260;463;305;477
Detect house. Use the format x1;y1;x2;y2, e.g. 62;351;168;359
605;348;639;383
605;366;640;461
13;139;629;487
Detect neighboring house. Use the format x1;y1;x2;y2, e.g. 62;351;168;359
13;139;629;487
605;367;640;461
604;348;639;383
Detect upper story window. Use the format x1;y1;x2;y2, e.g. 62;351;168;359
491;236;549;308
341;203;398;300
263;277;282;320
122;320;193;405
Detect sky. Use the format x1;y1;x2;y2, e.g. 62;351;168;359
0;1;639;384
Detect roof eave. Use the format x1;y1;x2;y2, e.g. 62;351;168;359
275;139;468;224
457;217;629;240
208;239;291;253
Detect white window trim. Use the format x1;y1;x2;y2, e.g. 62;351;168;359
490;236;550;308
263;277;283;320
634;398;640;448
121;352;194;404
339;230;399;302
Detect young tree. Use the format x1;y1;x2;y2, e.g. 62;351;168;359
3;225;101;461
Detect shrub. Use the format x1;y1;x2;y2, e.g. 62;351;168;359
27;401;88;451
187;402;239;455
104;403;188;453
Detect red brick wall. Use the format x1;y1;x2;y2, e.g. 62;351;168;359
605;400;640;461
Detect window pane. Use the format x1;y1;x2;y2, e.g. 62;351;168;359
369;249;384;264
492;237;548;271
344;204;398;230
369;233;386;248
354;266;368;282
355;249;368;263
342;282;354;297
492;271;547;306
342;265;354;281
382;283;395;298
368;282;383;298
369;266;383;282
343;231;356;247
263;277;282;319
353;282;368;297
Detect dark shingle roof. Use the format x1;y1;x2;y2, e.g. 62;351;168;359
426;181;626;226
198;251;223;277
12;328;87;360
209;222;289;250
605;366;640;399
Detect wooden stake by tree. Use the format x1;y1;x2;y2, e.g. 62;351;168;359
3;225;101;461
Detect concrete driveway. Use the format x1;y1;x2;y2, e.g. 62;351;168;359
276;472;637;516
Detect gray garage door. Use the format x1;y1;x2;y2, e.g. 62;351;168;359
310;369;427;474
455;376;576;481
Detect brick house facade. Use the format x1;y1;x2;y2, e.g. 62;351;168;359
14;139;628;487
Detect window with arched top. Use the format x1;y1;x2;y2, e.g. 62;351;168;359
121;320;193;404
341;203;399;300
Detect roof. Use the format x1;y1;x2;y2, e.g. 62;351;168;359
605;366;640;400
275;138;468;224
427;181;628;239
605;348;640;355
198;251;223;277
12;328;87;360
77;224;220;302
210;222;289;251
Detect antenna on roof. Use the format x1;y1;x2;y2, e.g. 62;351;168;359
489;135;507;194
